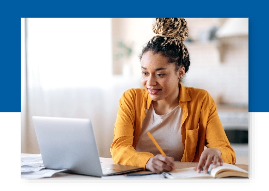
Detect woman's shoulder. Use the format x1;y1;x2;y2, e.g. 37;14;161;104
184;86;211;100
185;86;208;94
184;86;216;110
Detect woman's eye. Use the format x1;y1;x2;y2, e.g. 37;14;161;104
141;71;147;76
157;74;165;77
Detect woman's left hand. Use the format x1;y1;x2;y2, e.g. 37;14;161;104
194;148;223;173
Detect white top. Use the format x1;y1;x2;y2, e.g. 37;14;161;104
135;104;184;161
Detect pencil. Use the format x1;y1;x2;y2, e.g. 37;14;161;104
147;132;166;156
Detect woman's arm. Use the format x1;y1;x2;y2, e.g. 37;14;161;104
195;93;236;173
205;96;236;164
110;89;154;169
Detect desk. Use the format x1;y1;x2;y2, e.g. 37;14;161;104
45;157;249;179
21;154;248;179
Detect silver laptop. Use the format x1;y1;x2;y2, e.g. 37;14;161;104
32;116;143;177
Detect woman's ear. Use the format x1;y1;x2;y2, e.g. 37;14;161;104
178;66;185;80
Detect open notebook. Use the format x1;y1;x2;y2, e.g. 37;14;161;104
32;116;143;177
162;163;249;179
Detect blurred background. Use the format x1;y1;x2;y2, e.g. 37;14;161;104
21;18;248;164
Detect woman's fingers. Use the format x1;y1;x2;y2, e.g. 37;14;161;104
146;155;175;173
203;156;213;173
196;159;205;173
219;157;224;166
195;148;223;173
196;152;207;172
212;155;219;168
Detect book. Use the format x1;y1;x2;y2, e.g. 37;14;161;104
162;163;248;179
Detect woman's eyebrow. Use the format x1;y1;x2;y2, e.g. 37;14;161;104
155;67;167;71
141;66;147;70
141;66;167;71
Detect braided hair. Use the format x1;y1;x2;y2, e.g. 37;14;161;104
140;18;190;73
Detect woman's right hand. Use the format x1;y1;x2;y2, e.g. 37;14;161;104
145;154;175;173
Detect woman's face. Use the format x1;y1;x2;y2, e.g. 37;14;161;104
141;51;185;102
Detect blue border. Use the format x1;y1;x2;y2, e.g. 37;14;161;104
0;0;267;112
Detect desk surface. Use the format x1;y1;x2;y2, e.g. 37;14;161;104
46;157;249;179
21;154;248;179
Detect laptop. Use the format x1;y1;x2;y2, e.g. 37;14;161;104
32;116;143;177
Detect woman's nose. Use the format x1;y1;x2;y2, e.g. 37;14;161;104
147;75;156;86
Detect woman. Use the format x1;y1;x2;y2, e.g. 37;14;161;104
110;18;236;174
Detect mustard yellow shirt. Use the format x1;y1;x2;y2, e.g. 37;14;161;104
110;83;236;169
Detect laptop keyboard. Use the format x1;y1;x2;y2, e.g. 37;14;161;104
102;167;119;175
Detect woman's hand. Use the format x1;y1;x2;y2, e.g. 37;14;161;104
146;154;175;173
194;148;223;173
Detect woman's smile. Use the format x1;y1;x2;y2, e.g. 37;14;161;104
147;88;161;95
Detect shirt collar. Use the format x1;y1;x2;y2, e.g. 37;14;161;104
179;82;191;103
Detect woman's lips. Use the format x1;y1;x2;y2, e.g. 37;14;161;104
148;88;161;95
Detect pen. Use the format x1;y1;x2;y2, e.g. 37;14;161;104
147;132;166;156
147;132;175;171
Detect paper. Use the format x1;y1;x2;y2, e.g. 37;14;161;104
21;165;45;173
21;169;67;179
164;167;212;179
21;154;45;174
21;154;66;179
21;154;43;166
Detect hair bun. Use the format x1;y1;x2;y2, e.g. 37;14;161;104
152;18;189;42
